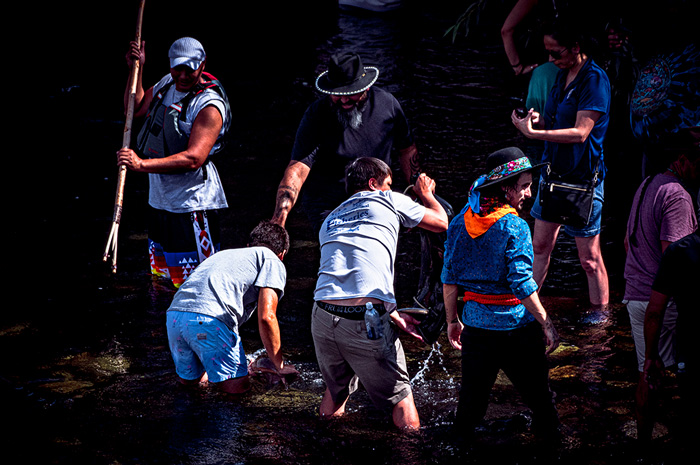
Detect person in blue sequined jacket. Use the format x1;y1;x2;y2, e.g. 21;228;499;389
441;147;560;443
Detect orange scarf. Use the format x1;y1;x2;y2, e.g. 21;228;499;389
463;204;518;239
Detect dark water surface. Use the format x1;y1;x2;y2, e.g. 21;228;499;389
5;2;686;464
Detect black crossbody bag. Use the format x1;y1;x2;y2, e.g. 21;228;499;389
539;164;598;228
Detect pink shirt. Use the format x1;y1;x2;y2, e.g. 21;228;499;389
624;173;698;301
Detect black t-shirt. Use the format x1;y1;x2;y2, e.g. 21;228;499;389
652;229;700;364
291;87;414;219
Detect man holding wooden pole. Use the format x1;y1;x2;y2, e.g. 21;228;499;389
117;37;231;287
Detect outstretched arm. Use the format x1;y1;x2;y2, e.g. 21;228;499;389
257;287;285;372
272;161;311;228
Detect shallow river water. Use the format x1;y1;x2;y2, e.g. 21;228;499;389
4;2;687;464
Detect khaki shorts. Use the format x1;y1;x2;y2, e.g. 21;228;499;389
626;300;677;372
311;303;411;411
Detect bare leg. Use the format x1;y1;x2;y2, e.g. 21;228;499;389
177;371;209;387
531;220;561;290
635;371;655;443
218;375;251;395
575;234;609;306
320;387;349;419
392;392;421;431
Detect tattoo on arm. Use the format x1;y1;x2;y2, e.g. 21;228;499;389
409;154;421;176
274;185;298;217
400;145;421;182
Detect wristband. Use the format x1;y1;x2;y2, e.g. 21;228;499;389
449;317;459;324
511;62;520;68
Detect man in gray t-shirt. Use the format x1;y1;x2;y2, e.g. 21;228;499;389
166;221;297;395
311;157;448;430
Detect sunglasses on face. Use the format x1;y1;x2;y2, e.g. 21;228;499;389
548;48;569;60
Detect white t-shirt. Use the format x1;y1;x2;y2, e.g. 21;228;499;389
314;190;426;304
148;74;229;213
167;247;286;332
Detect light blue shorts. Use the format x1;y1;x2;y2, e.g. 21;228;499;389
166;310;248;383
530;177;605;238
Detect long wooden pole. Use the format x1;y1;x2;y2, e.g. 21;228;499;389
104;0;146;273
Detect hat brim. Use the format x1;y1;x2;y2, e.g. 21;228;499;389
170;57;203;70
474;162;548;190
315;66;379;95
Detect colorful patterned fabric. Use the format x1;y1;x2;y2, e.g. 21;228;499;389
148;209;220;288
630;44;700;142
467;156;536;213
482;156;534;183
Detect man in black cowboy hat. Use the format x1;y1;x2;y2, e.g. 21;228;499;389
271;51;421;234
441;147;560;444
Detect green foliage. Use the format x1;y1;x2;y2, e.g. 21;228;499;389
444;0;501;44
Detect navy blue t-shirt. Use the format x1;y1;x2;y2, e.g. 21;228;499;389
542;59;611;183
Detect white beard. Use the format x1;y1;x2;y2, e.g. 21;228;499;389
336;105;364;129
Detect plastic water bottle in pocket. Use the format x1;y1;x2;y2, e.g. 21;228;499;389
364;302;383;340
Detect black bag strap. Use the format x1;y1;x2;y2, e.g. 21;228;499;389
629;175;654;248
544;159;600;186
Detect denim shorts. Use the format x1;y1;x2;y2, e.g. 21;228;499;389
530;177;605;237
166;310;248;383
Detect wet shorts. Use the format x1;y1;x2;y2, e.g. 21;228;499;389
166;310;248;383
530;177;605;238
626;300;677;372
311;302;411;411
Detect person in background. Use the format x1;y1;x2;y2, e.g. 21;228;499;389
623;128;698;442
272;52;421;235
642;228;699;456
511;17;611;317
117;37;231;287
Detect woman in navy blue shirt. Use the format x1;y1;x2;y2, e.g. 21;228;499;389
512;19;611;316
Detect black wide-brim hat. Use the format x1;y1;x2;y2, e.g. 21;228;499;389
316;52;379;95
473;147;548;191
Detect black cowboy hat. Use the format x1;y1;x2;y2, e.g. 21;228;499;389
473;147;547;191
315;52;379;95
